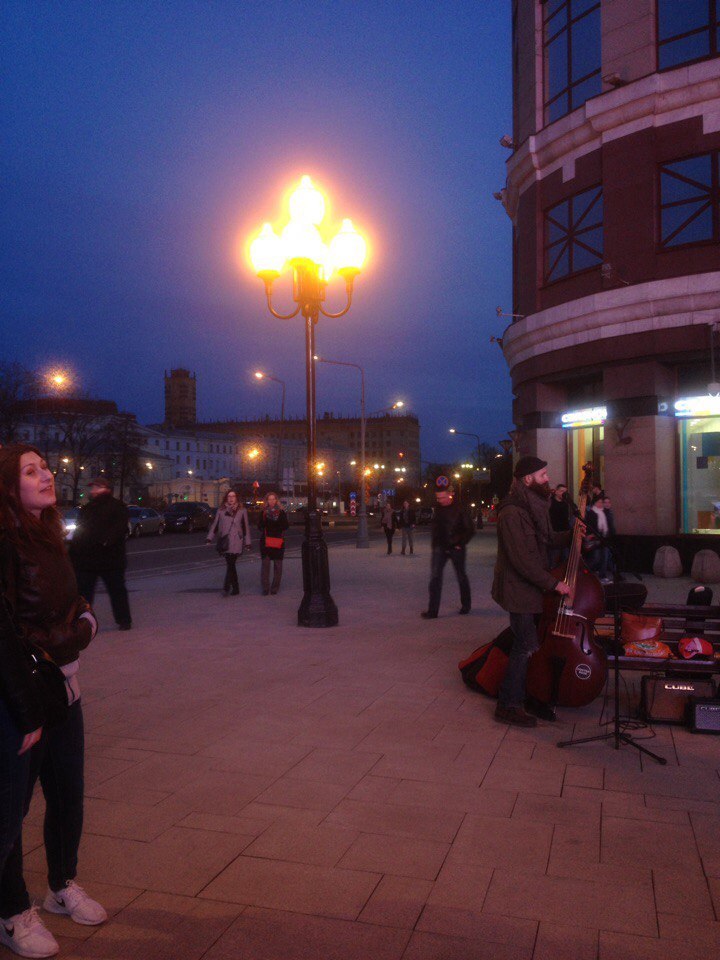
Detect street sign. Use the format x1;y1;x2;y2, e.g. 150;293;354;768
349;501;356;516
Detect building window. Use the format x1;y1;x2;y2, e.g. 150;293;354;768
543;0;601;124
659;152;719;248
544;185;603;282
657;0;719;70
678;417;720;533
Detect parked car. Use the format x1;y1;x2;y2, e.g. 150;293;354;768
416;507;434;525
127;506;165;538
62;507;81;541
162;501;214;533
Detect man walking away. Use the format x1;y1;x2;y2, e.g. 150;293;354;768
421;477;474;619
492;457;573;726
69;477;132;630
399;499;416;555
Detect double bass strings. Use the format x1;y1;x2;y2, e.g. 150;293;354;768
554;489;587;639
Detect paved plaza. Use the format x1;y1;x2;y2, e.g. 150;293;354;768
21;530;720;959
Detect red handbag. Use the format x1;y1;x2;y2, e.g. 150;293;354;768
265;536;284;550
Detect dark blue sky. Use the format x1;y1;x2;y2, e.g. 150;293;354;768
1;0;513;463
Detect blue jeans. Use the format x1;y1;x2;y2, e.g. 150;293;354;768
0;701;85;916
428;546;471;615
498;613;539;709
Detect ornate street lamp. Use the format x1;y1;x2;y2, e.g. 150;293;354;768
248;175;368;627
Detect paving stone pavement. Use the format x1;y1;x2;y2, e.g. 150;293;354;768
20;529;720;959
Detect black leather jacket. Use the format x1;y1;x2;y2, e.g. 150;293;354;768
0;536;93;734
69;493;128;570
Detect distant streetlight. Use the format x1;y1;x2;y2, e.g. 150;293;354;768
248;174;368;627
449;427;483;470
253;370;286;493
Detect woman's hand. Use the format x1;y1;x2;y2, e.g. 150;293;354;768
18;727;42;755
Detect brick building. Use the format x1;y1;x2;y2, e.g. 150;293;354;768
502;1;720;541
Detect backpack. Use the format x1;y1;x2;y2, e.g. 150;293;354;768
458;628;515;697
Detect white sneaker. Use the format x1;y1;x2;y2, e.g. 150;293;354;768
43;881;107;926
0;906;59;958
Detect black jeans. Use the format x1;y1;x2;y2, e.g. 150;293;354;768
224;554;239;593
0;698;34;918
428;546;471;615
0;701;85;916
498;613;539;709
383;528;395;554
75;566;131;627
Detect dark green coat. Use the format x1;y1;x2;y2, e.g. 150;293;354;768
491;487;568;614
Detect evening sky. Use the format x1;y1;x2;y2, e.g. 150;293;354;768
1;0;513;462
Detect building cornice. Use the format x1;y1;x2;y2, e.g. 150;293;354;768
502;271;720;372
504;58;720;218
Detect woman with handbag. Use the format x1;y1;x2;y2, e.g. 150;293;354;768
206;490;250;595
0;444;106;960
257;492;289;595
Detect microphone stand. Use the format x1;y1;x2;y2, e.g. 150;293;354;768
557;502;666;764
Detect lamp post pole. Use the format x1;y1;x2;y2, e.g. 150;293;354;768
248;176;367;627
315;357;368;548
449;428;482;472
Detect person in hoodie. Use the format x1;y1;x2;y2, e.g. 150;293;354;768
420;476;475;619
491;456;575;728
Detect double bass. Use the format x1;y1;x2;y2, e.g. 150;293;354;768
526;464;607;708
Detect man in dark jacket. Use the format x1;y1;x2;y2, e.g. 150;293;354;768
398;500;417;556
421;477;475;619
492;456;573;727
69;477;132;630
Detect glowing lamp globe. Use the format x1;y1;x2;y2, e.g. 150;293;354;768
281;220;325;266
329;219;367;276
250;223;285;279
289;175;325;226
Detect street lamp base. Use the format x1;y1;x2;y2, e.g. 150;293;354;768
298;512;339;627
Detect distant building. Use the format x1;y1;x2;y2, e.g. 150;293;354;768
164;368;196;428
502;1;720;541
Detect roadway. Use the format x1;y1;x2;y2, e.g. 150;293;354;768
124;524;400;579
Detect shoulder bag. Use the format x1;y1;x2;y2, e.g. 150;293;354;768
216;510;237;554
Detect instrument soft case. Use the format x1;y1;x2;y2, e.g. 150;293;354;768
459;628;514;697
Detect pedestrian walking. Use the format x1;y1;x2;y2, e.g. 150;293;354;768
398;499;416;555
206;490;250;595
381;501;396;555
257;492;289;595
491;456;574;726
68;476;132;630
0;444;106;960
584;494;615;583
421;477;475;619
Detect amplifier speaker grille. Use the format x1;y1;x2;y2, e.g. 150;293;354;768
640;676;717;724
689;697;720;734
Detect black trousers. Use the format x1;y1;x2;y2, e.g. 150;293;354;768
428;546;471;616
224;554;239;593
75;566;131;627
384;528;395;553
0;702;85;916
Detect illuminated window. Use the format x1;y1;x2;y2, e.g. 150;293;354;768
657;0;719;70
543;0;601;124
544;185;603;282
660;152;719;248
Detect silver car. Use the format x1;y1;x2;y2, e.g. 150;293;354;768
127;506;165;538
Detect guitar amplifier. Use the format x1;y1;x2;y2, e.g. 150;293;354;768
689;697;720;734
640;675;717;724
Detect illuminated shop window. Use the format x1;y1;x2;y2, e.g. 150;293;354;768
657;0;719;70
543;0;601;124
544;185;603;282
678;417;720;533
567;425;604;497
660;152;719;248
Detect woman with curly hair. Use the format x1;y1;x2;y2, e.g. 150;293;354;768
0;444;106;959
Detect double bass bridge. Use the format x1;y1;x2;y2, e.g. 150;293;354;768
553;609;588;640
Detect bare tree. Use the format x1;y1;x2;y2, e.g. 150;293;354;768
0;362;39;444
53;408;114;505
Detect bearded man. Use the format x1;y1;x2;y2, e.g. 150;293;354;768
491;457;573;727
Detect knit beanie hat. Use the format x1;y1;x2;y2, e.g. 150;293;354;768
514;456;547;479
